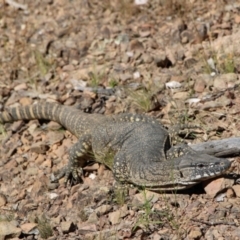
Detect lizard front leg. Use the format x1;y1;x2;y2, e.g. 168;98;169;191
52;134;92;185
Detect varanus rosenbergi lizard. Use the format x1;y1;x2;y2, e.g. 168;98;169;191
0;102;231;190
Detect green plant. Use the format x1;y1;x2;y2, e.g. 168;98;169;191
200;39;236;75
37;215;53;239
34;50;52;77
88;62;109;89
133;189;164;231
24;50;55;91
220;53;235;73
89;71;100;88
113;185;127;206
128;88;153;112
0;124;7;136
108;78;118;88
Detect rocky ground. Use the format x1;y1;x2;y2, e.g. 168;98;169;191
1;0;240;239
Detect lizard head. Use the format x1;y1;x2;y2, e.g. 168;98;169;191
177;152;231;182
139;145;231;191
167;146;232;191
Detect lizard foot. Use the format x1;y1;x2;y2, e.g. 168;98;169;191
51;166;83;186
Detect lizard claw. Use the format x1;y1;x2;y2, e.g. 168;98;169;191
51;166;83;186
64;167;83;186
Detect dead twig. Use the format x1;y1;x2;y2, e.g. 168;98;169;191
191;218;238;227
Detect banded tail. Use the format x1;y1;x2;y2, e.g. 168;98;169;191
0;102;96;137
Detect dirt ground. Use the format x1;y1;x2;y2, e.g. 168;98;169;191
1;0;240;239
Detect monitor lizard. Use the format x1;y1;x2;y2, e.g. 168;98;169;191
0;102;231;190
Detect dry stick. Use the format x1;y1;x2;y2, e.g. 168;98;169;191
190;137;240;157
191;218;238;227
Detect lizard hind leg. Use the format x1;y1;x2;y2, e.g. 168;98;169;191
168;124;201;146
51;134;92;186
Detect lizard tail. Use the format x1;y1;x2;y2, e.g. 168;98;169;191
0;102;85;130
0;102;100;137
0;102;63;123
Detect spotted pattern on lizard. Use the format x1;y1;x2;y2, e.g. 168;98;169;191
0;102;231;190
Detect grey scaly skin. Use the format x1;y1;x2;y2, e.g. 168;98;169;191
0;102;231;190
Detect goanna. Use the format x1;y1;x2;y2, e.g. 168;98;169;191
0;102;231;190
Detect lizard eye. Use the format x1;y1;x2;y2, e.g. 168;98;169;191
197;163;204;168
